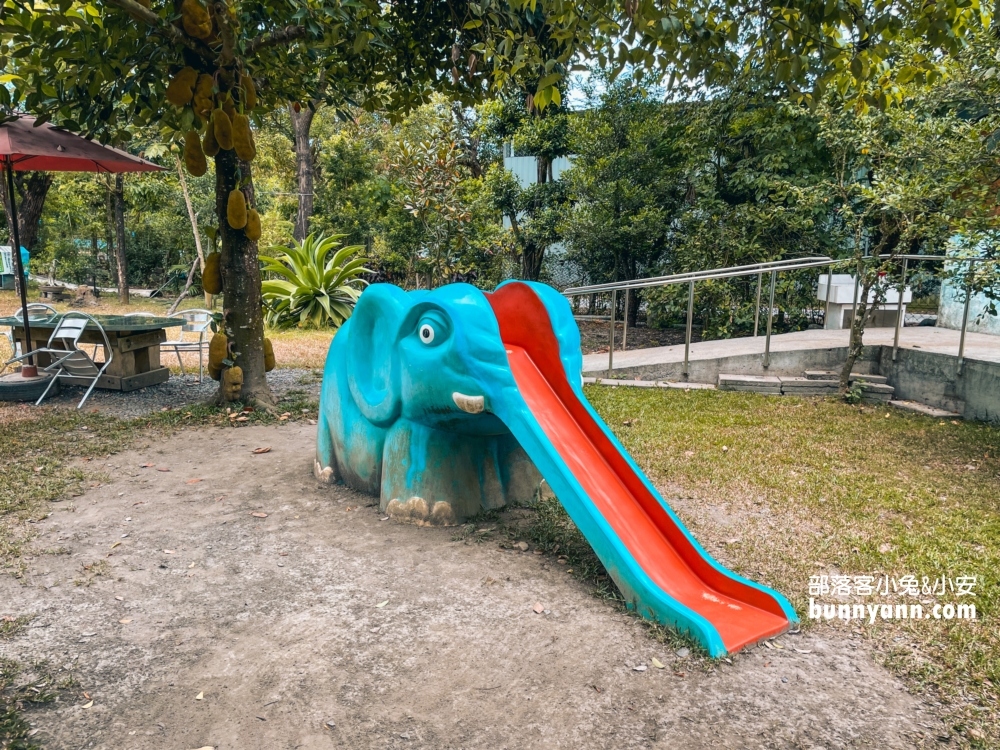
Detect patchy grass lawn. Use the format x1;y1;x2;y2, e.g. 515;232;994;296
572;386;998;745
0;288;334;372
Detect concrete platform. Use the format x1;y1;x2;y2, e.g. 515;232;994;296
581;326;1000;423
583;327;1000;376
889;400;962;419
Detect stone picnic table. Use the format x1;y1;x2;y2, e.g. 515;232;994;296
1;312;182;392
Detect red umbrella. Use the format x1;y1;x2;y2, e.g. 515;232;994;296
1;115;163;377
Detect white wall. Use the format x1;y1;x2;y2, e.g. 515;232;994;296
503;154;574;188
938;277;1000;335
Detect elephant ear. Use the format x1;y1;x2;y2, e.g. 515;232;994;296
346;284;409;427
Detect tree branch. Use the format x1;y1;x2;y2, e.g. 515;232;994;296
103;0;214;61
246;25;309;55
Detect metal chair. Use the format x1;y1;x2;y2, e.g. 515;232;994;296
3;303;57;369
6;311;113;409
162;308;213;382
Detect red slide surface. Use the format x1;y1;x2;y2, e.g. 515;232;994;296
490;284;790;653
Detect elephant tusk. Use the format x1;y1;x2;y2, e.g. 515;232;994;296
452;392;485;414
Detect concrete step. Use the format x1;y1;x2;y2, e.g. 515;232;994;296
582;377;717;390
889;400;962;419
804;370;888;384
718;374;782;394
859;381;894;403
851;374;889;385
778;377;839;396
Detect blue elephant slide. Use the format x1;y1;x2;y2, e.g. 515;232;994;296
316;280;798;656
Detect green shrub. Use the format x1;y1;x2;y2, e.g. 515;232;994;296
260;233;370;329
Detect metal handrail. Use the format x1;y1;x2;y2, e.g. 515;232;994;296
565;253;997;379
562;256;834;295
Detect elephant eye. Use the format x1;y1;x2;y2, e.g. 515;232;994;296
414;311;449;347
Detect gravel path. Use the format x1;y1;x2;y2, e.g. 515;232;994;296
38;368;323;418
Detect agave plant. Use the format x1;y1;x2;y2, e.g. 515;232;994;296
260;233;371;329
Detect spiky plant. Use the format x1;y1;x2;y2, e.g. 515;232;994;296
260;233;370;329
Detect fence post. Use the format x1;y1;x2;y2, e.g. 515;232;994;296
607;289;616;378
622;288;629;351
764;270;777;368
753;272;763;337
684;280;694;379
824;265;834;328
892;257;908;362
957;259;973;376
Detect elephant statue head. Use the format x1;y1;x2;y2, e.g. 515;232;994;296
315;283;544;525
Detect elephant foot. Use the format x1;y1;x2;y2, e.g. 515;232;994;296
314;458;335;484
385;497;457;527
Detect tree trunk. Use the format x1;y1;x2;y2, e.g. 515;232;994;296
521;238;544;281
290;103;317;243
113;173;129;304
517;153;553;281
627;289;640;327
839;262;874;390
175;155;210;307
90;232;99;292
105;185;116;290
215;147;272;406
167;257;200;316
0;171;53;254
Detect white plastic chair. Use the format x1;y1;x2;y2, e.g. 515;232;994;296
3;303;57;368
6;311;113;409
162;309;213;382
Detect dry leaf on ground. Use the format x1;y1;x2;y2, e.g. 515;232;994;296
251;447;272;454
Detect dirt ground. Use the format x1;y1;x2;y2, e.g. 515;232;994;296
1;423;950;750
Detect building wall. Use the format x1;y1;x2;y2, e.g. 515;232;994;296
502;155;574;189
938;278;1000;335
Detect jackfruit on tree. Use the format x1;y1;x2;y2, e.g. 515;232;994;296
264;337;275;372
227;189;248;229
208;331;228;372
202;251;223;295
183;130;207;177
181;0;213;40
232;113;255;162
165;67;198;107
213;108;234;151
240;72;257;110
222;365;243;402
202;119;220;157
244;208;261;241
192;74;215;117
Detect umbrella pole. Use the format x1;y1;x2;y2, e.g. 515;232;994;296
3;161;36;376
